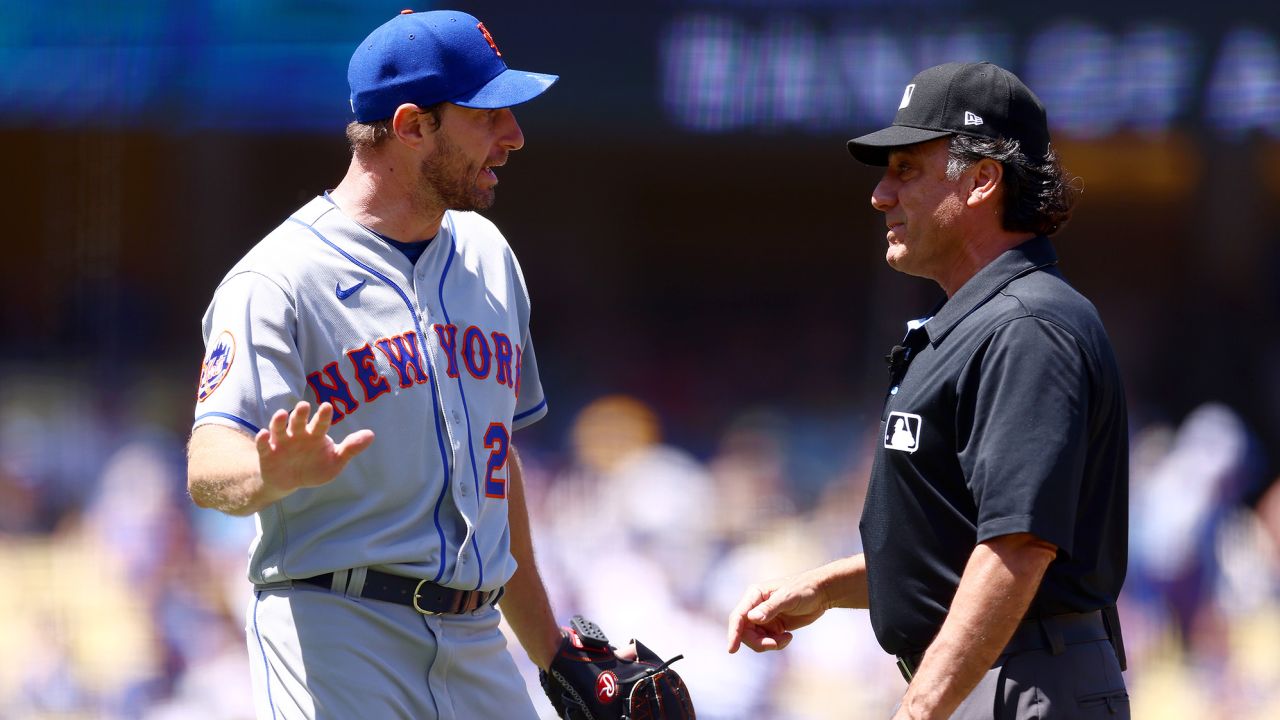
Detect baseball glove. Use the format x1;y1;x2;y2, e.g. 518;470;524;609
539;615;696;720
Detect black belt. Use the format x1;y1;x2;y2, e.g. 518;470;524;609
296;570;502;615
896;608;1121;683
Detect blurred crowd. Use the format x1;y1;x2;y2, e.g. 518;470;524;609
1;371;1278;719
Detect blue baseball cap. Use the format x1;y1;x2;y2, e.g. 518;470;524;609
348;9;559;123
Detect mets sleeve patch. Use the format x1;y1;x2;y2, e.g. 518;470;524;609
197;330;236;402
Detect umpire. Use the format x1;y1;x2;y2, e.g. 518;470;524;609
727;62;1130;719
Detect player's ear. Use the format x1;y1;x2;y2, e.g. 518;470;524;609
965;157;1003;209
390;103;431;146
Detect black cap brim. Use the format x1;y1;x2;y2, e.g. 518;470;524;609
847;125;954;166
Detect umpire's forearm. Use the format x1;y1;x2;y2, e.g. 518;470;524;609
499;444;562;670
895;533;1056;720
821;554;871;609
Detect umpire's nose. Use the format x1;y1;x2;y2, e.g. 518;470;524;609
871;172;898;213
496;108;525;151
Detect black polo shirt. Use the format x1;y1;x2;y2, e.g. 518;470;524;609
858;236;1128;658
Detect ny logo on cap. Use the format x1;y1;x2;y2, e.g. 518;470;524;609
964;111;984;126
899;84;916;110
477;22;502;57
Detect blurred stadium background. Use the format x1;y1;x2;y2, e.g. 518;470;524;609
2;0;1279;717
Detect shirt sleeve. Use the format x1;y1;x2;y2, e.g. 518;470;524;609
956;316;1090;555
505;238;546;431
511;330;547;430
193;271;305;435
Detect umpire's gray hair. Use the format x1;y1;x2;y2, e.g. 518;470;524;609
945;135;1080;237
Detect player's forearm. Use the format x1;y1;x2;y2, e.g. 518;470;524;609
895;533;1056;720
187;425;287;516
188;467;285;516
498;445;562;670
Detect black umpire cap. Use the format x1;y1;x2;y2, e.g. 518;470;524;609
847;61;1051;166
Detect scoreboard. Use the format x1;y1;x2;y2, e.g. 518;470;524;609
0;0;1275;140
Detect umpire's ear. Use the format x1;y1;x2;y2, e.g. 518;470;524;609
964;156;1004;210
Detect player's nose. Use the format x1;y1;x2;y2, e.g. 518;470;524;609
495;108;524;151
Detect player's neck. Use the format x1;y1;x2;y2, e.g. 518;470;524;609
330;159;445;243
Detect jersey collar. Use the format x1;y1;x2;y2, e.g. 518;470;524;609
923;235;1059;347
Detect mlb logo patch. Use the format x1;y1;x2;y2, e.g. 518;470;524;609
884;411;922;452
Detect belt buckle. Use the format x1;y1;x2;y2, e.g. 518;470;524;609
412;578;441;615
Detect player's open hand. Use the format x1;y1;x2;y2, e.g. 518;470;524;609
255;401;375;494
726;571;830;654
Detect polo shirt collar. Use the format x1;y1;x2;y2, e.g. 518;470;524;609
924;236;1058;346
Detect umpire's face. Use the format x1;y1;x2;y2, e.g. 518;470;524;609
870;136;973;287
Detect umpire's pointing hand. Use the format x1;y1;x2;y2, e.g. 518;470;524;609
256;401;375;494
726;569;831;654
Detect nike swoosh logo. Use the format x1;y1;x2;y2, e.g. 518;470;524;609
335;279;366;300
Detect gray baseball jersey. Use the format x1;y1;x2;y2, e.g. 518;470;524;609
193;195;547;592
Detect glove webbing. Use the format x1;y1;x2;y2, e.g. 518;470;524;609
625;654;687;720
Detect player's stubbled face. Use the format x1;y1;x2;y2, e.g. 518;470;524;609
420;104;525;212
870;137;968;281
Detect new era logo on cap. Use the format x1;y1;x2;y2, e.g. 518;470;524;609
964;111;983;126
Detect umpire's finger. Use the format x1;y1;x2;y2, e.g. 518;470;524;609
739;623;794;653
747;580;801;627
726;584;769;653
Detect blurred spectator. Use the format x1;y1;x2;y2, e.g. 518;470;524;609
1130;403;1263;641
1;377;1278;718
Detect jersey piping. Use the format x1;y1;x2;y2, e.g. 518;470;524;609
286;213;455;583
194;411;261;435
251;594;279;720
514;399;547;422
438;213;485;590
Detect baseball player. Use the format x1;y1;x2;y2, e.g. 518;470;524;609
727;62;1129;719
186;10;570;718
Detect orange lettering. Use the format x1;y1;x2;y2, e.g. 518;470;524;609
477;22;501;57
